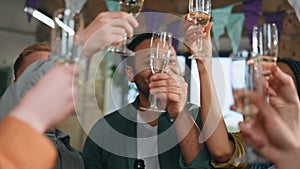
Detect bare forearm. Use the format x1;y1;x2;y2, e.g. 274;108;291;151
276;148;300;169
174;110;202;165
197;60;234;162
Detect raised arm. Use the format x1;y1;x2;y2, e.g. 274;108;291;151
79;11;138;57
183;15;244;167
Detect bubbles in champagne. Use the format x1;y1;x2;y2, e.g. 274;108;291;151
150;58;168;74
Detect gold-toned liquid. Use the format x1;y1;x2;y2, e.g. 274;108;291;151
119;1;144;15
260;55;277;77
189;11;211;27
151;58;168;74
232;89;258;117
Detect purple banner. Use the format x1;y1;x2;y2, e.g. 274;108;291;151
26;0;41;22
142;8;166;33
166;20;181;52
242;0;262;46
263;11;285;37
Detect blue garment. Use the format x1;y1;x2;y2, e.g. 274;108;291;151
248;162;273;169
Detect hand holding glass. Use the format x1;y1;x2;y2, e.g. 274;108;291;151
188;0;211;59
140;32;172;113
51;8;84;64
231;53;267;163
110;0;144;56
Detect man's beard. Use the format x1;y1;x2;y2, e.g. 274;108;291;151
134;73;150;98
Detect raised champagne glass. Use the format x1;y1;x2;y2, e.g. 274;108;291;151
188;0;211;59
110;0;144;56
140;31;173;113
231;52;267;163
253;23;278;102
51;8;84;64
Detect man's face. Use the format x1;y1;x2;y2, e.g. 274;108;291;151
132;39;179;97
15;51;50;80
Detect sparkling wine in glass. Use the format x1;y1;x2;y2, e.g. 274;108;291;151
188;0;211;59
231;52;267;163
140;31;172;113
189;11;211;27
151;57;168;74
110;0;144;56
119;0;144;15
253;23;278;103
253;23;278;77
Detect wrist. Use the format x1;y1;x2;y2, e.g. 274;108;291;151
196;59;212;74
275;148;300;169
173;107;189;121
10;105;47;133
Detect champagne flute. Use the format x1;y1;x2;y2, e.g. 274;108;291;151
51;8;88;116
255;23;279;77
253;23;278;102
51;8;84;64
231;52;267;163
110;0;144;56
188;0;211;59
140;31;173;113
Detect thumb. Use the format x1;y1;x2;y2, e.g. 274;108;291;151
271;65;293;86
205;22;213;35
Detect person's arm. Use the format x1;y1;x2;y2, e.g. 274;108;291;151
239;103;300;169
79;11;138;57
275;148;300;169
174;107;203;165
0;65;78;169
196;58;234;162
239;65;300;169
0;116;56;169
150;70;203;165
193;22;234;163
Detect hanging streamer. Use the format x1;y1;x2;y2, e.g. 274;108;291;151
166;20;182;52
25;0;41;22
242;0;262;46
105;0;119;11
226;13;245;53
212;5;233;51
263;11;285;37
142;8;166;33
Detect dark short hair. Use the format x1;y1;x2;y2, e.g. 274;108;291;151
14;42;51;78
126;33;153;69
126;32;179;68
277;57;300;98
127;33;153;52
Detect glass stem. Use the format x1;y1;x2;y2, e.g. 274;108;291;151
120;33;128;51
149;94;158;109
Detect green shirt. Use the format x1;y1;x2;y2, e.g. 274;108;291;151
83;98;213;169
